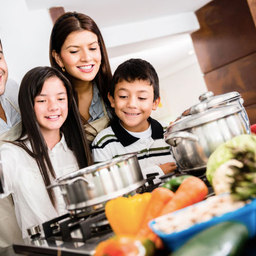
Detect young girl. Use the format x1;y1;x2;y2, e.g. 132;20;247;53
50;12;113;143
0;66;93;238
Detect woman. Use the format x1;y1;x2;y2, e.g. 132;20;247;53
0;66;93;238
49;12;113;143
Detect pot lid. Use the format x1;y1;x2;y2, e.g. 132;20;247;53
198;91;241;108
166;104;243;133
56;153;137;182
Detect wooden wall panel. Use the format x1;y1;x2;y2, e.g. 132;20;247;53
204;53;256;107
245;104;256;125
49;7;65;24
191;0;256;74
247;0;256;27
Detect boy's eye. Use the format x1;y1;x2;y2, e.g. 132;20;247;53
139;97;147;100
119;95;127;99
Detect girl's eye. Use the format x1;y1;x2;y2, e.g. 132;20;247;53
36;100;45;103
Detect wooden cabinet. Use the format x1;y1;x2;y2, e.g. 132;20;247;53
191;0;256;125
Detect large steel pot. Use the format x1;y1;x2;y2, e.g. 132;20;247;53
47;154;145;212
165;102;250;173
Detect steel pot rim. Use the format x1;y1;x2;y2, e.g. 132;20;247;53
56;153;138;182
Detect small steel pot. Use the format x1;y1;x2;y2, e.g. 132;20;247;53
47;154;145;212
165;103;250;173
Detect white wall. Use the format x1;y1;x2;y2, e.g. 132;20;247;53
0;0;207;122
0;0;52;83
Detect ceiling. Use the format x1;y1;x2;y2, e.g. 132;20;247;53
25;0;213;77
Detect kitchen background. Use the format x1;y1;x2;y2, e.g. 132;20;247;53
0;0;255;124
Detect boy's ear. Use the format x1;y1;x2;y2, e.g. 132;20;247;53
107;92;115;108
152;97;160;110
52;50;64;68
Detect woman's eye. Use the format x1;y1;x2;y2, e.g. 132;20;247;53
70;51;78;54
90;47;97;51
58;98;66;101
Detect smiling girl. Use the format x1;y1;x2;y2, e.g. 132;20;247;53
0;66;93;238
50;12;113;143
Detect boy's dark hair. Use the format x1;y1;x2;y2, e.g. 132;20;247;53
110;58;160;101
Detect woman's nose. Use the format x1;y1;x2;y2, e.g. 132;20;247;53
81;49;92;62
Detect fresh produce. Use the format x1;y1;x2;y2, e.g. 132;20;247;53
159;176;208;216
170;222;249;256
206;134;256;185
213;148;256;200
94;235;155;256
162;175;192;192
136;187;174;237
153;194;247;235
105;193;152;236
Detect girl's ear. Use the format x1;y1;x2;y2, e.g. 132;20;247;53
107;92;115;108
152;97;160;110
52;50;64;68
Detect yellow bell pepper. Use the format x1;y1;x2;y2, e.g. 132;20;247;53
105;193;152;236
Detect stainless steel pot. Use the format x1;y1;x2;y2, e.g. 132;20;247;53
47;154;145;212
183;91;250;133
165;103;250;173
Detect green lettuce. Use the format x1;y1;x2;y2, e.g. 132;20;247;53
206;134;256;185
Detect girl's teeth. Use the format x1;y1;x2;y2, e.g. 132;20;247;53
48;116;58;119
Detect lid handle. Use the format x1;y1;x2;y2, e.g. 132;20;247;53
199;91;214;101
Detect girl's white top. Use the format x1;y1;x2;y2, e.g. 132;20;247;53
0;135;79;238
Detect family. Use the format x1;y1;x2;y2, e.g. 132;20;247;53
0;12;177;246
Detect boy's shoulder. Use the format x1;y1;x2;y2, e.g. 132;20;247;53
92;125;117;147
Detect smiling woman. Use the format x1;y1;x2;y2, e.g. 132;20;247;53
49;12;114;143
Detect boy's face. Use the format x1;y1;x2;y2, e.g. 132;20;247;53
108;79;160;132
0;44;8;96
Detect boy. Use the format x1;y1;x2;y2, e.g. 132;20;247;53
91;58;176;183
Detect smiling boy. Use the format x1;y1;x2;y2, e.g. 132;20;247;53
91;58;176;183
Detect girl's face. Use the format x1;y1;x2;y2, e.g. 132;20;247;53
0;44;8;96
34;76;68;137
53;30;102;84
108;79;160;132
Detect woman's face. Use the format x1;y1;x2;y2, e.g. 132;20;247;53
34;76;68;137
0;44;8;96
54;30;102;84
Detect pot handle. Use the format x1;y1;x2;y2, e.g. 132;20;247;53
46;176;95;190
165;131;199;147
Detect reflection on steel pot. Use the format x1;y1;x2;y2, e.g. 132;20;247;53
183;91;250;133
47;154;145;212
165;103;250;173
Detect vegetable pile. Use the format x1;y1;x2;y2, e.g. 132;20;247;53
206;134;256;200
93;176;208;255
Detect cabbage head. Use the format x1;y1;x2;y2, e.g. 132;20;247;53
206;134;256;185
